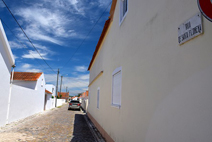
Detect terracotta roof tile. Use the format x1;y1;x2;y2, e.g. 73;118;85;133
45;89;52;94
57;92;69;98
13;72;42;81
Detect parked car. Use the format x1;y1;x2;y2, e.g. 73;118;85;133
68;100;81;110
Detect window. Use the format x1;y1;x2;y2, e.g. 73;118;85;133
97;88;100;109
41;79;44;87
120;0;128;25
112;67;122;107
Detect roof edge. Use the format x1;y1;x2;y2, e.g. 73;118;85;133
0;20;15;65
13;72;43;81
88;0;117;71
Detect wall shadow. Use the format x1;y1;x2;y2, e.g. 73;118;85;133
70;114;95;142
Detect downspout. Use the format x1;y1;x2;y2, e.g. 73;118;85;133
6;64;16;124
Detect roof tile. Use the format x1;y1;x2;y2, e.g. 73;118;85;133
13;72;42;81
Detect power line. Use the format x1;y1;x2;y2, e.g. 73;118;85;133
0;19;56;74
1;0;57;74
61;1;112;73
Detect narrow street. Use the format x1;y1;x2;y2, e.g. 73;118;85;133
0;103;95;142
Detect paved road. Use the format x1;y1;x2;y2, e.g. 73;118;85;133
0;103;95;142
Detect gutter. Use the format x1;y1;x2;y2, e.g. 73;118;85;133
6;64;16;124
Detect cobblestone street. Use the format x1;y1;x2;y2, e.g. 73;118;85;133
0;103;95;142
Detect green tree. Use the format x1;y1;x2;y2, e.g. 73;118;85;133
77;93;82;97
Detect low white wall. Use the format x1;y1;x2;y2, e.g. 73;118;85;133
51;98;55;109
8;74;45;123
81;99;88;112
45;84;56;109
56;99;66;107
45;94;52;111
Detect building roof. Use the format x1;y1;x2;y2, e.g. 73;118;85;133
88;0;117;71
57;92;69;98
45;89;52;94
82;90;89;98
13;72;42;81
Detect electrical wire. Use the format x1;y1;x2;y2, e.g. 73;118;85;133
1;0;57;74
0;19;56;74
60;1;112;73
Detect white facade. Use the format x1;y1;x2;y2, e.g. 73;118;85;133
88;0;212;142
45;84;56;109
56;99;66;107
8;73;45;123
0;20;15;127
44;92;52;111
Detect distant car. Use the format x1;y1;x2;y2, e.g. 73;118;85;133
68;100;81;110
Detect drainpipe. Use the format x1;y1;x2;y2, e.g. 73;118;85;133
6;64;16;124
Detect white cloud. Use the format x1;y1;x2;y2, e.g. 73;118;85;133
98;0;111;7
18;63;42;72
75;66;87;72
0;1;5;8
26;69;42;72
63;75;89;89
45;73;89;95
13;55;18;59
44;74;57;83
22;50;50;60
22;63;31;68
9;41;25;49
79;74;89;80
14;6;79;44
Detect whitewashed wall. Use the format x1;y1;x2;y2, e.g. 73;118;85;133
81;99;88;112
8;74;45;123
51;98;55;108
45;93;52;111
45;84;56;109
0;20;15;127
56;99;66;107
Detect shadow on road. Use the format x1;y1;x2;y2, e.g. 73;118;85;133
70;114;95;142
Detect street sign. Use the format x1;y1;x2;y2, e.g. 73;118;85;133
178;13;203;45
198;0;212;22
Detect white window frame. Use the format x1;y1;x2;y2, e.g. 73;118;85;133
119;0;128;25
97;87;100;109
111;67;122;108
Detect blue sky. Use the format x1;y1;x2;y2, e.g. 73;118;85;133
0;0;111;96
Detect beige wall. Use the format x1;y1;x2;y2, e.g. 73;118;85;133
88;0;212;141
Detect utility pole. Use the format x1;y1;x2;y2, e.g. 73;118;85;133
55;69;59;107
59;76;63;98
66;87;68;102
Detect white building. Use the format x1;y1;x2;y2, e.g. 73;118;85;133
8;72;45;123
0;20;15;127
45;84;56;110
88;0;212;141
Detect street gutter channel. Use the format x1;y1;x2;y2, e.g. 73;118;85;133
83;115;105;142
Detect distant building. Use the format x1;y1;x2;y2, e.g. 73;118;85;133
57;92;69;102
